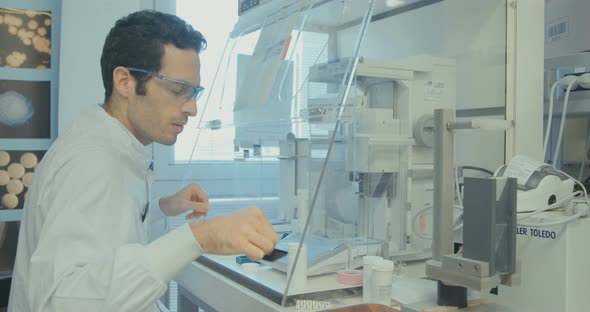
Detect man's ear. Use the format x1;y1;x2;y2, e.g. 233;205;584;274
112;66;134;98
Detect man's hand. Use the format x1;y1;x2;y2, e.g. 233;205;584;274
190;207;279;260
159;183;209;219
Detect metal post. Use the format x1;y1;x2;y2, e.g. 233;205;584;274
432;109;455;261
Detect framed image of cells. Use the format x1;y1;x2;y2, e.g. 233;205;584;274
0;79;50;139
0;8;51;69
0;150;45;210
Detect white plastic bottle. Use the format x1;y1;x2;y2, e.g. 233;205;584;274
362;255;383;302
372;259;394;305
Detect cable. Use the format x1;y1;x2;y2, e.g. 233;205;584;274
554;154;590;224
553;78;579;163
454;167;463;207
458;160;588;229
544;75;587;160
459;166;494;176
577;74;590;181
516;165;590;227
517;191;581;221
454;167;464;232
579;121;590;182
518;192;589;227
412;167;472;240
518;209;589;227
411;204;464;240
413;168;590;235
543;81;559;156
559;162;590;208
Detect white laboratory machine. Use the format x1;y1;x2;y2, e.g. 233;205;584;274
176;0;449;306
185;0;458;302
492;155;590;312
171;0;551;311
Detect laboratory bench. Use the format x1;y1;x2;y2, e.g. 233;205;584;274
176;255;358;311
174;255;425;312
174;256;512;312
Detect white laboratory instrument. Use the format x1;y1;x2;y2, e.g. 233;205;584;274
177;0;518;310
494;205;590;312
278;54;456;265
491;156;590;312
495;156;576;212
187;0;403;305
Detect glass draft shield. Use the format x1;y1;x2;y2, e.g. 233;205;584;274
177;0;509;307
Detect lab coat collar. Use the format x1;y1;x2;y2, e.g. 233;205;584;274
95;104;152;172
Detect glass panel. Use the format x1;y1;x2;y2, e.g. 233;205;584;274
182;0;508;307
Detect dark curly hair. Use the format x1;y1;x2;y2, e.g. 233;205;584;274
100;10;207;103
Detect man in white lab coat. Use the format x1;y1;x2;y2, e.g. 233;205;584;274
8;10;279;312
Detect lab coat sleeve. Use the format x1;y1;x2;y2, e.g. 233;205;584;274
27;149;203;312
146;223;203;282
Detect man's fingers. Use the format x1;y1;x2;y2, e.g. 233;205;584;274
185;210;207;219
242;242;265;261
258;226;279;246
246;231;275;255
189;183;209;204
243;207;279;245
184;201;209;213
254;216;279;245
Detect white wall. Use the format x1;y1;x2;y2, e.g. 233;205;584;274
58;0;143;133
58;0;176;133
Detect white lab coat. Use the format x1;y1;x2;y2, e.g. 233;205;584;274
8;105;202;312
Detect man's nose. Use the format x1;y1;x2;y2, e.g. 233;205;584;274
182;98;197;117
